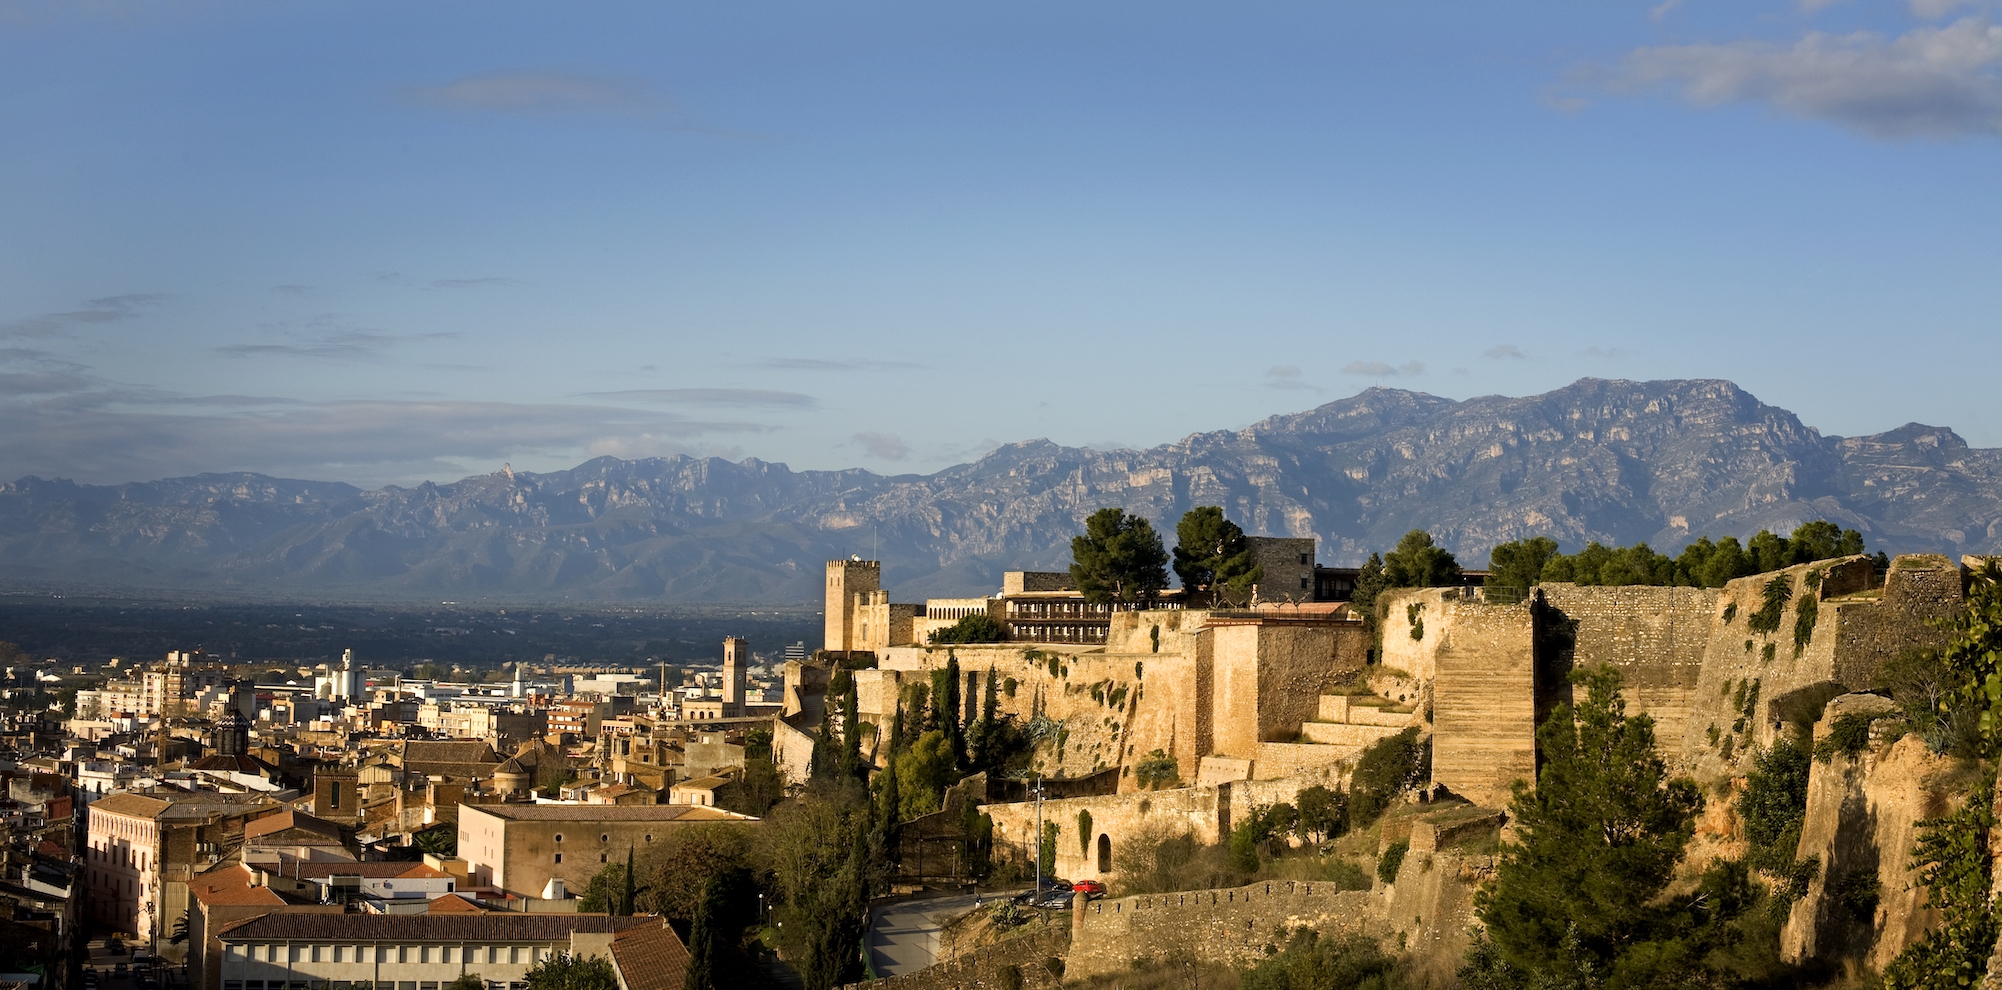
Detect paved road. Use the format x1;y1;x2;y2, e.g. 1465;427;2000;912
866;892;996;977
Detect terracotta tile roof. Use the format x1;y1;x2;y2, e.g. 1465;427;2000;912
401;741;500;765
190;866;286;908
188;754;280;776
87;793;173;820
244;809;345;843
610;919;690;990
217;912;653;941
424;894;488;913
283;861;449;881
463;804;754;823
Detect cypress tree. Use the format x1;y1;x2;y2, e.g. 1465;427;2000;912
621;844;635;916
840;679;863;781
944;654;965;768
982;666;999;723
682;877;716;990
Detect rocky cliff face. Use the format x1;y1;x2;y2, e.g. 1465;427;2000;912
4;377;1999;602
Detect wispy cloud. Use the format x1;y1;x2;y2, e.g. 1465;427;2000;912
428;277;520;290
759;357;925;372
1;293;167;340
1609;16;2002;138
404;70;678;121
1341;360;1425;377
1264;365;1318;391
1483;344;1529;360
216;325;458;362
1650;0;1684;22
1581;346;1627;358
0;368;774;487
853;431;910;460
581;388;817;408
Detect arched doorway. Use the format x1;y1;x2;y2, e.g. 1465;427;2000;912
1097;832;1112;873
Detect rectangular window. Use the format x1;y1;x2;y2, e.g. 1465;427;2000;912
509;947;520;964
398;947;409;964
226;982;244;990
247;981;264;990
289;946;302;963
552;853;561;864
311;947;322;962
333;983;352;990
421;983;439;990
400;983;417;990
419;947;432;963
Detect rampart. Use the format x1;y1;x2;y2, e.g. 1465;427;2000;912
1381;590;1535;807
1538;583;1717;748
1065;879;1380;979
1678;555;1961;774
981;784;1225;883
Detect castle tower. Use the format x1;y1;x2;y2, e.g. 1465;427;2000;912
824;559;881;653
722;637;748;711
215;708;250;757
511;662;524;698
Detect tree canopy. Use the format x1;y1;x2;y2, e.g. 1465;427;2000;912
1495;521;1875;591
1070;507;1170;604
1172;506;1263;605
1473;666;1704;986
928;612;1003;644
1382;530;1462;588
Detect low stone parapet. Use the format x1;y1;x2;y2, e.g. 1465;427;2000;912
1066;879;1379;979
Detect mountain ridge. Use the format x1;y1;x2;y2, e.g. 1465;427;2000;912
4;377;1997;603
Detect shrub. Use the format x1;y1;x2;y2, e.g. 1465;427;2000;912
1739;738;1810;878
1747;575;1792;635
1377;840;1409;884
1242;929;1405;990
1793;589;1819;656
1134;749;1179;790
1814;712;1879;762
929;613;1003;645
1325;857;1372;891
1348;728;1427;831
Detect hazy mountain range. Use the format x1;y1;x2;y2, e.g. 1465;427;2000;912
3;378;1997;603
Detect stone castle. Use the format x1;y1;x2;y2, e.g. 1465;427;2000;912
815;541;1988;979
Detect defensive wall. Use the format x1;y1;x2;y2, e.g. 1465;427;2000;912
982;784;1226;883
1065;879;1380;979
865;607;1362;792
1538;583;1716;747
1378;590;1535;807
1390;554;1967;797
1677;554;1961;776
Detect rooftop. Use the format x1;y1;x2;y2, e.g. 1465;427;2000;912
218;912;653;942
461;803;754;823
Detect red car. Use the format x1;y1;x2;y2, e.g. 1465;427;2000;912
1071;879;1107;899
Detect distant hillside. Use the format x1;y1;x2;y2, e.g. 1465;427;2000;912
2;378;1997;603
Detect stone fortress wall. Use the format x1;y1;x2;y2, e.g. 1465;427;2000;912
1376;590;1537;808
1380;553;1967;789
1066;879;1380;979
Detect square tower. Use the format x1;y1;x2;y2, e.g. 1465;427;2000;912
722;637;748;709
824;559;881;653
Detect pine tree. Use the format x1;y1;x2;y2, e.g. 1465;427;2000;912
1473;666;1703;984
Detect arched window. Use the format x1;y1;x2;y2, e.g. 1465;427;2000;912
1097;833;1112;873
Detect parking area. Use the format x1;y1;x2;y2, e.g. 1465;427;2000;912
83;938;188;990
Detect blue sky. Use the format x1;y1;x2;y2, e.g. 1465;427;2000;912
3;0;1999;487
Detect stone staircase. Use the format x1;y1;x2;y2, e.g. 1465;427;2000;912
1292;693;1415;749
